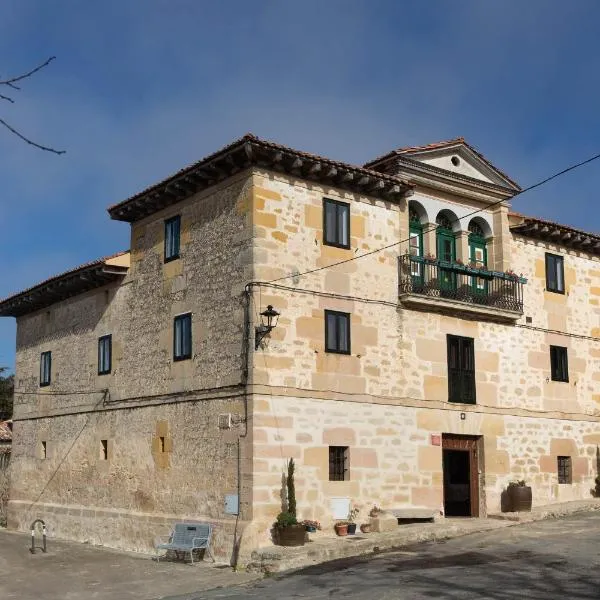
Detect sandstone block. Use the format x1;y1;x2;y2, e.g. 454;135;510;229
370;513;397;532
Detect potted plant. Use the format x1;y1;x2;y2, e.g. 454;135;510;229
506;480;532;512
302;519;321;533
369;505;382;518
360;523;372;533
334;521;349;536
347;506;360;535
274;458;306;546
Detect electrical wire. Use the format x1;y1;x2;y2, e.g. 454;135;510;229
268;150;600;284
248;281;600;343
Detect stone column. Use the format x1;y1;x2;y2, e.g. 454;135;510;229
492;205;511;272
423;222;437;258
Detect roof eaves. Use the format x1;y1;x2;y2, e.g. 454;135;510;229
108;134;413;223
509;213;600;256
0;251;130;317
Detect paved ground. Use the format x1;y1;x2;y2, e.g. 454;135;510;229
189;513;600;600
0;528;259;600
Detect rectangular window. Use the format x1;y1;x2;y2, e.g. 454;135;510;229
447;335;476;404
101;439;108;460
173;313;192;361
40;351;52;386
323;198;350;249
557;456;572;484
164;215;181;262
325;310;351;354
41;441;47;459
329;446;349;481
98;335;112;375
545;253;564;293
550;345;569;382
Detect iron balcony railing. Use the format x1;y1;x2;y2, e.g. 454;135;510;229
398;255;526;313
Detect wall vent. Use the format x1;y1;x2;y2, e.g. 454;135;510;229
218;413;232;429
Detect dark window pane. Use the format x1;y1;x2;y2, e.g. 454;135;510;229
325;310;350;354
174;313;192;360
546;253;564;293
323;199;350;248
550;345;568;382
98;335;112;375
40;351;52;386
165;216;181;261
329;446;349;481
447;335;476;404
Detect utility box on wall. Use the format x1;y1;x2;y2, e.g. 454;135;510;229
224;494;239;515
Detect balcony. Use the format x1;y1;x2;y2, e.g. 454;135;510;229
398;255;526;322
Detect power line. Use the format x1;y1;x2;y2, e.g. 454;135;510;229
248;281;600;343
268;150;600;284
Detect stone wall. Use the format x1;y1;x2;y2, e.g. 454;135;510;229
9;173;257;560
249;393;600;548
245;168;600;547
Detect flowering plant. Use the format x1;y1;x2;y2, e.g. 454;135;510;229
301;519;321;530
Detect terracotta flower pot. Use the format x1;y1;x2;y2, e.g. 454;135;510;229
334;523;348;536
360;524;371;534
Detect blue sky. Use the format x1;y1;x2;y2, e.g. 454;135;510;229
1;0;600;371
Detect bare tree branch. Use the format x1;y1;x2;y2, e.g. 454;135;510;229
0;56;65;154
0;56;56;87
0;118;65;155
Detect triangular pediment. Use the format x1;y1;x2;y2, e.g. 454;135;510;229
397;139;519;190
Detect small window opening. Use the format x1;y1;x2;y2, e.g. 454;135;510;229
451;156;461;167
159;436;165;453
329;446;349;481
101;439;108;460
41;441;47;459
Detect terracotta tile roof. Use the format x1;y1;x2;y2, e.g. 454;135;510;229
0;421;11;443
108;133;413;222
0;251;130;317
365;137;520;191
509;211;600;255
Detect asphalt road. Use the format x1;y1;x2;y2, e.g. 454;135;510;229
189;512;600;600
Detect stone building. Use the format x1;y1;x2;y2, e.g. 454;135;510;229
1;134;599;561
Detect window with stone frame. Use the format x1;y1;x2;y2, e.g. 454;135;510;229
329;446;349;481
164;215;181;262
545;252;564;294
550;345;569;382
447;335;476;404
557;456;572;484
40;351;52;387
323;198;350;249
325;310;351;354
173;313;192;361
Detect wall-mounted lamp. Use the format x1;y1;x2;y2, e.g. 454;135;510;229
255;305;280;350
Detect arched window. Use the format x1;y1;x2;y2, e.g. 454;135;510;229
436;213;454;232
436;211;457;291
468;219;488;293
468;220;487;268
436;212;456;263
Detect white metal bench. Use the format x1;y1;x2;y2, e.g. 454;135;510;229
155;522;214;564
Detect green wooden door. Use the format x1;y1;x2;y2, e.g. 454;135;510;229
469;235;487;295
437;229;456;292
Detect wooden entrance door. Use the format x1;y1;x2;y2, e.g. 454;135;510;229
442;434;480;517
